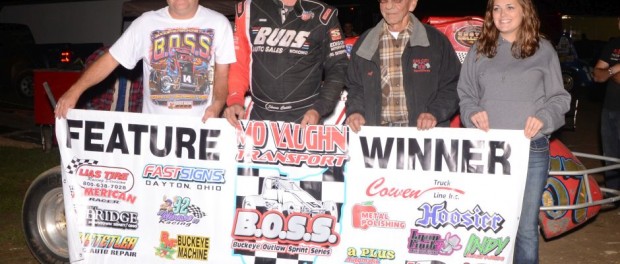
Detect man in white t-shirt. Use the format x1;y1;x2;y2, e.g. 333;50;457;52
55;0;236;122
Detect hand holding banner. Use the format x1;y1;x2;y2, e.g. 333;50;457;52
57;110;529;263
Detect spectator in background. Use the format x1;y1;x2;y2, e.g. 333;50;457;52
345;0;460;132
343;22;358;37
224;0;348;127
457;0;570;262
78;46;143;113
55;0;236;123
593;16;620;195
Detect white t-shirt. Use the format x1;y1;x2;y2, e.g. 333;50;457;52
110;6;236;115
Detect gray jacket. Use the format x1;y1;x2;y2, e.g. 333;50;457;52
457;38;571;138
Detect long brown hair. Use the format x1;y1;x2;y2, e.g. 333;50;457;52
476;0;541;59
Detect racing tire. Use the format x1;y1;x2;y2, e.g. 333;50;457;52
323;201;339;221
22;166;69;264
242;198;255;209
562;71;575;92
161;76;174;93
14;70;34;98
243;197;267;213
270;203;283;214
282;202;299;217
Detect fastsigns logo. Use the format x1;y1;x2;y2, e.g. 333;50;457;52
142;164;225;183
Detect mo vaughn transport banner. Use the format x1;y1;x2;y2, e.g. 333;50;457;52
56;109;529;264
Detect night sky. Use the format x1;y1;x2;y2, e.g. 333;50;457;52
0;0;617;16
325;0;619;17
325;0;617;38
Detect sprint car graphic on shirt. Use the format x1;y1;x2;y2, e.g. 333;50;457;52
148;29;215;107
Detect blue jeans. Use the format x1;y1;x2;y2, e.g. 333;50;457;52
601;109;620;190
514;136;549;264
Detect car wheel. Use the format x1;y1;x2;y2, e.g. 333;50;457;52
14;70;34;98
282;202;298;217
22;166;69;264
161;76;173;93
243;198;267;213
322;201;339;221
270;203;283;213
562;72;575;92
243;198;256;209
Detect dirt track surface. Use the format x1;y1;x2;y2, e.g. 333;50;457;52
1;97;619;263
540;97;620;264
539;206;620;264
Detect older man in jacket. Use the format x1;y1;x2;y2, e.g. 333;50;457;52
345;0;460;132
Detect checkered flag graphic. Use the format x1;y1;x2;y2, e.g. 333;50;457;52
187;204;206;219
65;157;99;174
233;165;345;264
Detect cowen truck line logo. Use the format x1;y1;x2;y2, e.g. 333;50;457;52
236;121;348;167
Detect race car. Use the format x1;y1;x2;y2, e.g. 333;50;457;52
151;47;211;97
21;15;618;264
242;176;339;219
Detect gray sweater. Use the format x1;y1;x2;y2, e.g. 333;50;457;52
457;38;571;139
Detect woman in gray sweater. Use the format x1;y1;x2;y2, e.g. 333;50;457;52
457;0;570;263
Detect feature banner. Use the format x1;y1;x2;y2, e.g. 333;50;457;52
57;109;529;264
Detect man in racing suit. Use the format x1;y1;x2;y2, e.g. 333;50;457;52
224;0;348;126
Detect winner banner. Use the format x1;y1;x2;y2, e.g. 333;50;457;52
57;110;529;264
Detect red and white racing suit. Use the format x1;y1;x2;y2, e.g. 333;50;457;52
227;0;348;123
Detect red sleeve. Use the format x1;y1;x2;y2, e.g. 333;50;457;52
227;0;251;107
